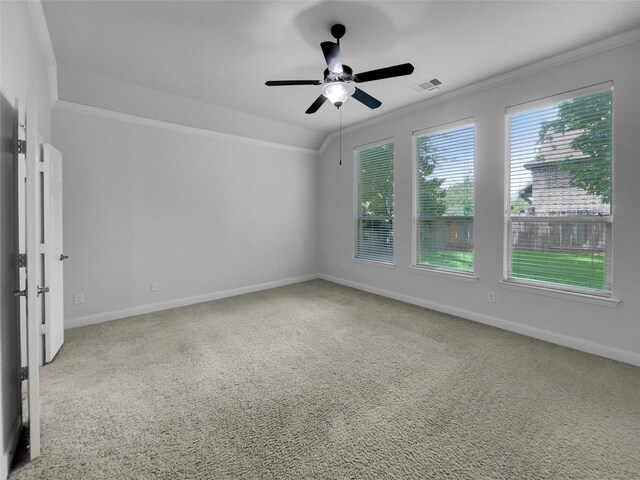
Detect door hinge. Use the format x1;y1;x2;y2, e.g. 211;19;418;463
21;366;28;381
40;324;49;336
17;139;26;154
18;253;26;268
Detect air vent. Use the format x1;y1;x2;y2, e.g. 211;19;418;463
410;78;443;94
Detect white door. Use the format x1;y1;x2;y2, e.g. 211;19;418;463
15;99;41;459
42;144;65;363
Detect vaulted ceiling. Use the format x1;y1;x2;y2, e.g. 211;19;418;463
42;1;640;141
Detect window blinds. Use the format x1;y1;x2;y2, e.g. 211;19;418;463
507;87;612;294
355;141;394;263
414;123;475;273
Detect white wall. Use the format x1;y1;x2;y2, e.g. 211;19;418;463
53;106;318;327
318;40;640;366
0;2;53;478
57;66;325;151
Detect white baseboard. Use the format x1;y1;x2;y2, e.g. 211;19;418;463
319;274;640;367
65;272;639;367
1;415;21;480
66;274;319;329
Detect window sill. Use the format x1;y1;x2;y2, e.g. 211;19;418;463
409;265;478;283
498;280;620;307
351;257;396;268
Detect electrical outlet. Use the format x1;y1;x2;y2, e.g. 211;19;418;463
488;291;496;303
151;282;159;292
73;293;84;305
273;264;279;272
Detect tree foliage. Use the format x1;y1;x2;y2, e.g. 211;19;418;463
417;137;447;216
510;198;530;214
538;91;612;203
444;176;474;216
357;144;395;261
357;143;394;217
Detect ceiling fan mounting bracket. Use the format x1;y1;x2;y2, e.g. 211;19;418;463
330;24;346;42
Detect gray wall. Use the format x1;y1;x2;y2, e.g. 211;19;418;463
318;40;640;366
53;105;318;327
0;2;52;478
56;66;325;151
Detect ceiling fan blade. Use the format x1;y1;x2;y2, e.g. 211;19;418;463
265;80;322;86
305;95;328;114
353;63;414;83
352;87;382;109
321;41;343;74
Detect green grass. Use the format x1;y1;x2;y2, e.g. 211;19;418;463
420;251;474;272
420;250;606;290
511;250;605;290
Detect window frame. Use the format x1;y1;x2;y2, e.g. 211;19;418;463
503;83;614;297
353;138;396;265
411;118;477;277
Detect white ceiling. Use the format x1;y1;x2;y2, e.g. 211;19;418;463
42;1;640;137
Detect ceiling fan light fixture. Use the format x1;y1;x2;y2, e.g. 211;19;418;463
322;82;355;108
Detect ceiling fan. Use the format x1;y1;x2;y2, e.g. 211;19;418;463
265;24;414;114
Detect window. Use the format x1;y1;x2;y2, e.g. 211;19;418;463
506;85;613;295
413;121;475;274
354;140;394;263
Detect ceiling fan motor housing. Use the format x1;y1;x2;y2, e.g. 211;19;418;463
324;65;353;83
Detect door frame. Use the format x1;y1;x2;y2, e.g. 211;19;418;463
16;99;41;460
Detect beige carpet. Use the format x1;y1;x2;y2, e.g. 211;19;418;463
9;280;640;479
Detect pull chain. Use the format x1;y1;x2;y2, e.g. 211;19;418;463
339;107;342;166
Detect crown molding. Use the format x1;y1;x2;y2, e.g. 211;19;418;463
319;26;640;154
28;0;316;153
318;134;334;154
54;100;319;155
28;0;58;102
29;2;640;157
